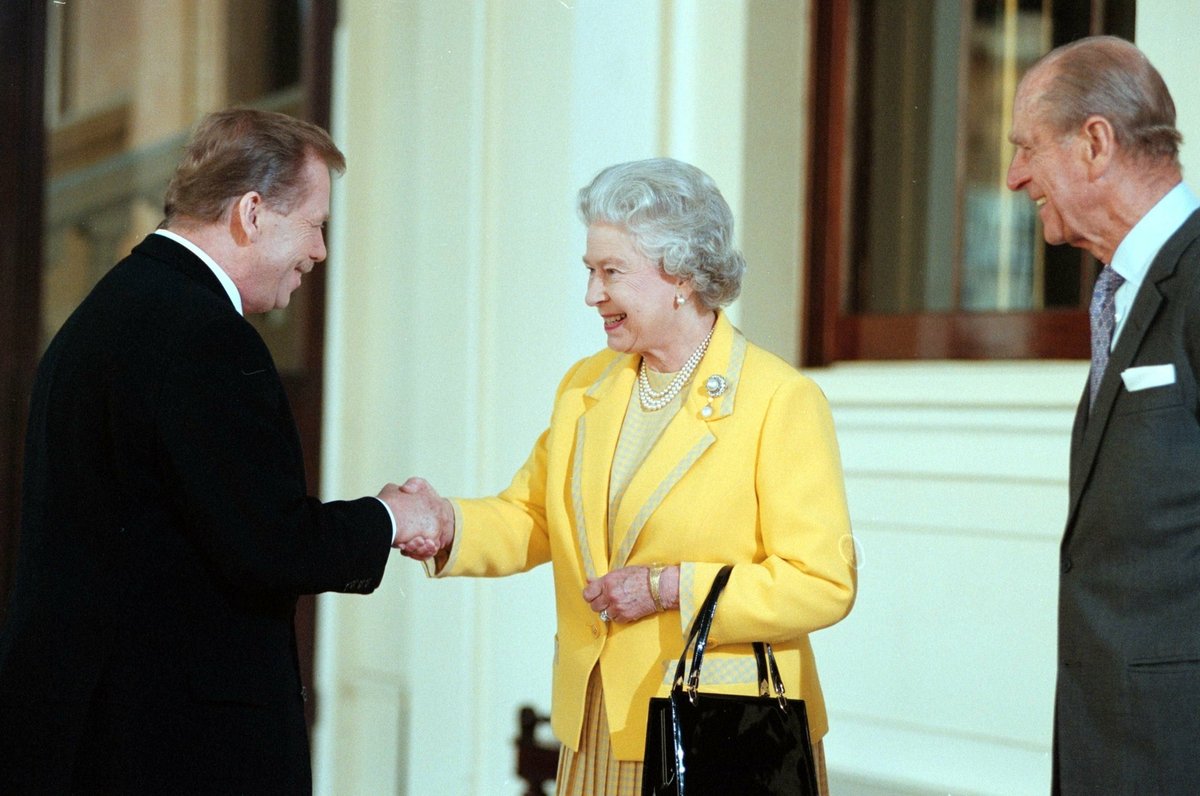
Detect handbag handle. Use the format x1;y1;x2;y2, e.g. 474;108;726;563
674;567;731;698
671;565;789;710
754;642;789;711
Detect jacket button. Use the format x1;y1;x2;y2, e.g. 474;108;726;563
1061;556;1073;573
590;623;601;638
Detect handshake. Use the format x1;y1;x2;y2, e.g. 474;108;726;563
377;477;455;561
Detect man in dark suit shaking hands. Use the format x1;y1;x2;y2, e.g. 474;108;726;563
1007;36;1200;793
0;108;409;793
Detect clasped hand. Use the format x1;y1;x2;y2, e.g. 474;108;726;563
377;477;454;560
583;566;660;624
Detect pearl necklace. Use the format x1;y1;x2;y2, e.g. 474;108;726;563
637;325;715;411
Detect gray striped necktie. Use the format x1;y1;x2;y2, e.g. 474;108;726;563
1089;266;1125;408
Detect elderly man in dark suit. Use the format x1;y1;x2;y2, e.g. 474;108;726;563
1007;36;1200;793
0;108;410;793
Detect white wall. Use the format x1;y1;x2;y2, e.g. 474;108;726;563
808;363;1079;794
1141;4;1200;186
316;2;1200;794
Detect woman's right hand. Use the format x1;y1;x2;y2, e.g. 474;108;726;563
583;564;680;623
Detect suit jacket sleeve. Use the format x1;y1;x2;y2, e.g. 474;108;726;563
157;309;390;597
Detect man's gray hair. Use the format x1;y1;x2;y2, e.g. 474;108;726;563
1034;35;1181;164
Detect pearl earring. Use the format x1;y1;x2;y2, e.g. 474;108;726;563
674;294;684;309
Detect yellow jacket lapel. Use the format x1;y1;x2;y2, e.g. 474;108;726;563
609;314;747;569
571;354;634;580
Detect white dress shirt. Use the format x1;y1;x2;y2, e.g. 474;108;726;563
1108;182;1200;348
155;228;244;316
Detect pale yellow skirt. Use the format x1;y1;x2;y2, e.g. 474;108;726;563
555;668;829;796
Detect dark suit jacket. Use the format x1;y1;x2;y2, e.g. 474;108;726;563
0;234;392;793
1056;209;1200;794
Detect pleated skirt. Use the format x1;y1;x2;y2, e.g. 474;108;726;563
555;668;829;796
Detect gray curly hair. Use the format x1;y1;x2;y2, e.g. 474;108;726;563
577;158;746;309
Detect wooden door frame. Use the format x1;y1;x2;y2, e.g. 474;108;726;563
803;0;1100;364
0;0;46;622
294;0;338;729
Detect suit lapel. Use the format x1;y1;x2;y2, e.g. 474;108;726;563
608;315;747;569
1066;209;1200;533
571;355;633;581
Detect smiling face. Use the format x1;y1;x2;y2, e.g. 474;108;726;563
1006;70;1106;259
242;154;331;314
583;223;684;368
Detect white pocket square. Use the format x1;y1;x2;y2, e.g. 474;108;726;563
1121;364;1176;391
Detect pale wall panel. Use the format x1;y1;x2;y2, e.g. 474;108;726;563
1139;1;1200;193
845;476;1066;541
320;2;494;794
811;365;1075;795
838;424;1070;482
822;527;1057;739
328;675;411;794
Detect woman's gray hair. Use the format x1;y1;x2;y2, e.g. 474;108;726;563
577;158;746;309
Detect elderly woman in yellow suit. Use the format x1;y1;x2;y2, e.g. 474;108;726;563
398;158;856;795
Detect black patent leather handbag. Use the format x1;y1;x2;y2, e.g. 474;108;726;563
641;565;819;796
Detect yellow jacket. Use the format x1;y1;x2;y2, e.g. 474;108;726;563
440;313;856;760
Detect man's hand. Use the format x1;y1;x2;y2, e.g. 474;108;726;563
376;477;455;560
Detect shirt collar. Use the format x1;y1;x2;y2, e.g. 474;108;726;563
1109;181;1200;288
154;228;244;316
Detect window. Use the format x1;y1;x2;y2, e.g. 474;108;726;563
805;0;1136;362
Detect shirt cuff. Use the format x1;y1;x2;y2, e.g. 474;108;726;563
373;496;398;545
